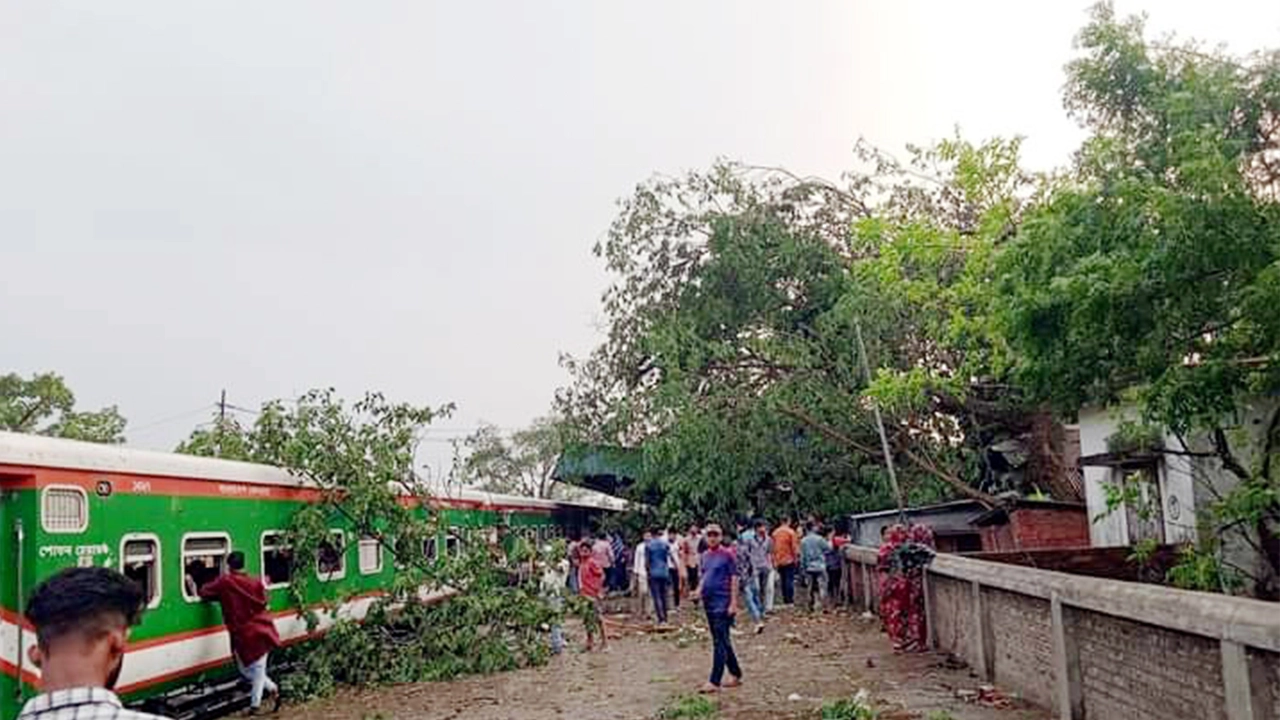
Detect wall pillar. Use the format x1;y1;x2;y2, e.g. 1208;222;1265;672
972;580;994;681
1221;640;1255;720
1050;593;1083;720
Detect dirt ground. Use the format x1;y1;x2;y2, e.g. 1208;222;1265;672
277;600;1050;720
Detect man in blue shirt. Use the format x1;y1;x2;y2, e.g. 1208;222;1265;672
799;522;832;613
645;529;673;625
693;523;741;693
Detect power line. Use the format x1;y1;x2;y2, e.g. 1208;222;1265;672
128;404;217;435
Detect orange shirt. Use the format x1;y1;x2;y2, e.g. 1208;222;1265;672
771;525;800;567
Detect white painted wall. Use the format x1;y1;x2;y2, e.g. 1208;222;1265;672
1077;405;1200;547
1078;406;1129;547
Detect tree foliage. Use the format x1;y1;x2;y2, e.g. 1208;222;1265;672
176;390;562;694
452;416;573;499
0;371;127;443
998;3;1280;596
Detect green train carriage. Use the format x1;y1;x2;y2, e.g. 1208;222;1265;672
0;431;618;719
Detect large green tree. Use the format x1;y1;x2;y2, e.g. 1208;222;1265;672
558;136;1053;522
0;371;127;443
999;3;1280;595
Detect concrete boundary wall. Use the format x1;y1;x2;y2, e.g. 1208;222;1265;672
844;545;1280;719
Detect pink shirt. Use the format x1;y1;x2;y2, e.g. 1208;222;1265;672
592;539;613;569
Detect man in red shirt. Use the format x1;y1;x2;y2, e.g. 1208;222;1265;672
197;551;282;714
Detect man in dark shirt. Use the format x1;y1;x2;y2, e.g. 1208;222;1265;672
693;523;741;693
197;552;282;714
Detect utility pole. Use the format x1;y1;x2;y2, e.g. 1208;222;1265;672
216;389;227;458
854;318;907;524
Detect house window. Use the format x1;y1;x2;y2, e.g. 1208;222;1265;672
183;533;230;601
317;530;346;581
358;536;383;575
41;486;88;533
121;535;160;609
261;532;293;588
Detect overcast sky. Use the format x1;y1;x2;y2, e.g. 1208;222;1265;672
3;1;1278;477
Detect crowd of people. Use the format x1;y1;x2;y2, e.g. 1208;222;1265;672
14;515;861;717
550;515;853;694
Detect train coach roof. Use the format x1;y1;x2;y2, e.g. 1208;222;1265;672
0;431;625;512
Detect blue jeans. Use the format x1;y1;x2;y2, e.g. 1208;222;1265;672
742;574;763;623
237;653;278;709
648;575;669;623
706;610;741;686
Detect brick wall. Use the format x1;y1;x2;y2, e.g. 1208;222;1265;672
1072;609;1226;719
845;542;1280;720
985;588;1056;708
1011;507;1089;549
1249;649;1280;720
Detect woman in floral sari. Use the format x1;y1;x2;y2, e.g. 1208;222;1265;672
877;523;935;652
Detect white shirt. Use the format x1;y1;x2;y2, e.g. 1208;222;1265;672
19;687;166;720
633;541;647;576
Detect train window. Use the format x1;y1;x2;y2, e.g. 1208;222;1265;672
41;486;88;534
261;532;293;588
445;531;462;558
316;530;346;581
358;536;382;575
182;533;230;601
121;535;161;609
423;537;438;562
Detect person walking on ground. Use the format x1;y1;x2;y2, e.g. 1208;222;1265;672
196;551;282;714
567;534;582;594
591;533;614;593
610;532;628;592
632;530;652;620
829;527;850;606
645;528;673;625
747;519;773;621
663;528;683;610
693;523;741;694
823;528;844;610
682;524;702;592
771;517;800;606
735;526;765;633
18;567;166;720
577;541;607;651
540;547;568;655
800;523;831;613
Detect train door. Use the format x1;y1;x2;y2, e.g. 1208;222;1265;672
1;474;28;718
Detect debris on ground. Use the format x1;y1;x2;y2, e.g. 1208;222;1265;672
955;685;1013;709
933;654;968;671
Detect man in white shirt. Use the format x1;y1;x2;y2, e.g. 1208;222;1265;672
18;567;166;720
632;530;652;620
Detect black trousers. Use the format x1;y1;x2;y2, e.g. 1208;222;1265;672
706;610;741;686
778;563;797;604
